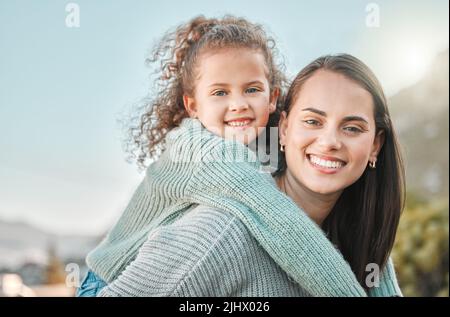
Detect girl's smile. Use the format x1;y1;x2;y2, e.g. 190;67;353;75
224;117;255;130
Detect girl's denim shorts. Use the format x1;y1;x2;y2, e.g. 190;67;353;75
76;270;107;297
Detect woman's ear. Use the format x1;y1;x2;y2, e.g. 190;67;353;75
183;95;197;118
370;130;385;161
269;88;280;114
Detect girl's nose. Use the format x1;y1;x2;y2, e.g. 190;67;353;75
229;96;249;112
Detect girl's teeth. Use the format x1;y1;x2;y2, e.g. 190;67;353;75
309;155;343;169
227;120;251;127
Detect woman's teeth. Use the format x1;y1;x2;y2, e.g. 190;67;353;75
226;120;251;127
309;155;344;169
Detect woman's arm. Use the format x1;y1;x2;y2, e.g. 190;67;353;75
368;257;403;297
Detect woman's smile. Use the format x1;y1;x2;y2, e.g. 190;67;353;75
306;153;347;175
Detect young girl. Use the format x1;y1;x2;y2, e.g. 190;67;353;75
78;16;401;297
79;15;286;295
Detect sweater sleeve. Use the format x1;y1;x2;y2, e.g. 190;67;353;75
368;257;403;297
97;207;241;297
183;149;367;296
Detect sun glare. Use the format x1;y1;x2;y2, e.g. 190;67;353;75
402;46;432;82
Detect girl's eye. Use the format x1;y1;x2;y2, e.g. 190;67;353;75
303;119;321;126
246;87;260;94
213;90;227;96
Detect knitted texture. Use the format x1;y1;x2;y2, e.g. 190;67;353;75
98;205;311;296
97;205;402;297
87;118;395;296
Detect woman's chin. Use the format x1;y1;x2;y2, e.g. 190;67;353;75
303;181;345;196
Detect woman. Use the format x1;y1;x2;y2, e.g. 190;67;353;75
81;54;404;297
274;54;405;290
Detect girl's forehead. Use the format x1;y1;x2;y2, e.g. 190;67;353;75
199;46;263;59
195;48;269;82
196;47;267;69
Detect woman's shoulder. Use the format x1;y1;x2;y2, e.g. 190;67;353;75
174;204;239;226
161;204;307;296
101;204;307;297
165;204;252;249
152;204;268;271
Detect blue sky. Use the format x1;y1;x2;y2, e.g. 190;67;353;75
0;0;448;235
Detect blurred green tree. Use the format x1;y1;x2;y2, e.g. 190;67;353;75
392;193;449;296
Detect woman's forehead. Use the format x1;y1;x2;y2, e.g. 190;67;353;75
291;70;374;119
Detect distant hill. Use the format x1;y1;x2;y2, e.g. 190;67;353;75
0;219;101;269
389;49;449;198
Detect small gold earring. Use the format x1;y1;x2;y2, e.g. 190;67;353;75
369;160;376;169
280;144;285;152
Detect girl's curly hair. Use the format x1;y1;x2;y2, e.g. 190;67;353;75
126;15;288;170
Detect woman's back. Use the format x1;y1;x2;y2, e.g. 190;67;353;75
98;204;309;297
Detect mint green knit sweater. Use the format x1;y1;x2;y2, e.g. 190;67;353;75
87;118;398;297
97;204;402;297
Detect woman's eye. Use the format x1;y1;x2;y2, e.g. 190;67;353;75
213;90;227;96
246;87;259;93
344;126;363;133
303;119;321;126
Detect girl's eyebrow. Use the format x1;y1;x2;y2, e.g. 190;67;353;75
301;107;369;124
246;80;265;86
209;83;229;88
208;80;265;88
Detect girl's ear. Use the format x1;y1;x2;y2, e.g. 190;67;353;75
370;130;385;161
269;88;280;114
183;95;197;118
279;111;288;144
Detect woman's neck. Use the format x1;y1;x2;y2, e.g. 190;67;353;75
275;172;342;227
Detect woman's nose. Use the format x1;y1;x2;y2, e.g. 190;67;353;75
316;128;342;151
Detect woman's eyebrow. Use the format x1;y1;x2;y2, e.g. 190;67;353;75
301;107;326;116
342;116;369;124
301;107;369;124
